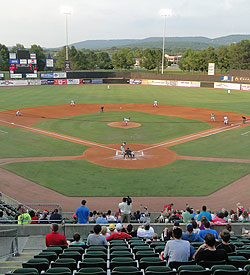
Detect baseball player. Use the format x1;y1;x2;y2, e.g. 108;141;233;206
123;117;130;126
210;113;215;122
228;90;231;94
120;142;126;154
224;115;229;125
107;84;110;89
100;106;104;113
70;99;75;106
153;100;158;107
16;110;21;116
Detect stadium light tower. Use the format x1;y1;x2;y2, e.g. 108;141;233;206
160;9;173;74
61;6;72;63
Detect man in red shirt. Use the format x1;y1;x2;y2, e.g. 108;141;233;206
106;223;131;241
45;223;68;247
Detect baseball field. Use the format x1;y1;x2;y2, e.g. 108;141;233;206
0;84;250;211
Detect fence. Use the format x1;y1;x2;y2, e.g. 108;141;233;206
0;229;19;258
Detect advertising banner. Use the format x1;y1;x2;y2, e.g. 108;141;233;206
0;80;29;86
40;72;54;79
54;79;67;85
81;79;91;84
20;59;27;65
9;59;19;64
26;73;37;78
0;73;4;80
208;63;215;75
28;80;41;85
41;80;48;85
46;59;54;68
67;79;80;85
47;80;55;85
130;79;142;85
54;72;67;78
241;84;250;91
91;78;103;84
220;76;231;81
10;74;22;79
9;53;16;59
214;82;241;90
177;81;201;88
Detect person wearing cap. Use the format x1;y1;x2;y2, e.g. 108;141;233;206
108;223;117;235
106;223;132;241
182;224;203;242
75;199;90;224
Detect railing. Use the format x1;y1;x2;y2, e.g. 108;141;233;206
0;229;19;258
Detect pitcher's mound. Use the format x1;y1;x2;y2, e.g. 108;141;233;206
108;122;141;129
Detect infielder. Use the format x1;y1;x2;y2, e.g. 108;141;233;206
70;99;75;106
210;113;215;122
16;110;21;116
153;100;158;107
224;115;228;125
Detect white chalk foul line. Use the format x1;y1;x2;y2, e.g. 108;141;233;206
140;122;244;152
0;119;117;152
242;130;250;136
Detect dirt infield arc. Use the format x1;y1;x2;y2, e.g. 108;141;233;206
0;103;247;169
0;103;250;211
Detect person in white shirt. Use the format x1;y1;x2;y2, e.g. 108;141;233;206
137;223;154;239
118;197;132;223
106;210;117;222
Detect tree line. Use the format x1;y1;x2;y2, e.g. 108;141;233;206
1;39;250;73
179;40;250;73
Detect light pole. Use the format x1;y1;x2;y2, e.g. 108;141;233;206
61;7;72;64
160;9;172;75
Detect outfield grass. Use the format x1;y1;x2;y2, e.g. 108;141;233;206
2;160;249;197
170;125;250;159
0;125;87;158
33;111;212;144
1;85;250;115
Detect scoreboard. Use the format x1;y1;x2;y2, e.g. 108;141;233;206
9;50;38;79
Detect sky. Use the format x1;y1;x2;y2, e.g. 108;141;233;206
1;0;249;48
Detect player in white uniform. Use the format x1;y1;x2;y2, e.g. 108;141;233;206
123;117;130;126
210;113;215;122
153;100;158;107
70;100;75;106
228;90;231;94
224;115;228;125
120;142;126;154
16;110;21;116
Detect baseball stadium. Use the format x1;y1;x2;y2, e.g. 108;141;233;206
2;1;250;272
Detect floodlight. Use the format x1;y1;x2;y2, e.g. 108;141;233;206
160;9;173;17
60;6;73;15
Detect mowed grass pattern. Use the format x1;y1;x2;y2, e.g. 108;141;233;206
1;84;250;197
34;111;213;144
2;160;250;196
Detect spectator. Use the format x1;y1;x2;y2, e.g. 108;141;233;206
0;211;8;223
162;203;174;218
70;232;85;246
50;209;62;223
29;210;39;224
169;210;182;223
106;210;116;222
226;224;235;236
75;200;90;224
212;212;227;225
216;229;235;253
106;223;131;241
199;220;219;240
18;208;31;225
239;210;250;223
236;202;244;217
194;233;228;263
140;213;151;223
88;212;96;223
126;224;137;237
137;223;155;239
118;197;132;223
192;220;200;234
197;205;212;222
45;223;68;247
101;226;109;237
182;224;204;242
163;227;194;265
152;233;160;242
39;212;49;224
182;207;193;223
87;224;108;246
96;213;108;224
